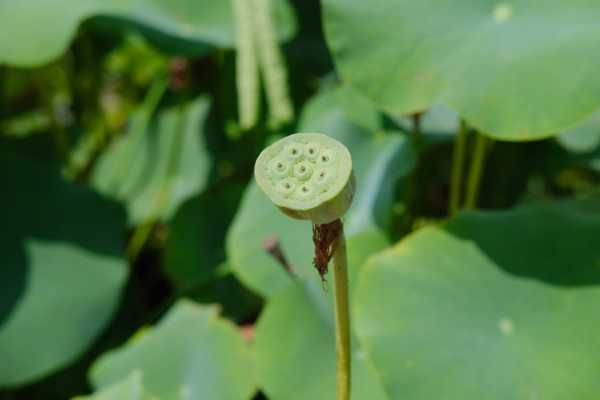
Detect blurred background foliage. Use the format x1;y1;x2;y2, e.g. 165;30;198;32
1;0;600;399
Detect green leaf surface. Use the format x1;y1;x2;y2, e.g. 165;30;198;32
395;104;460;140
254;283;388;400
73;371;155;400
90;300;256;400
0;154;127;387
322;0;600;140
0;0;296;67
92;91;212;226
557;110;600;153
355;202;600;399
227;86;416;297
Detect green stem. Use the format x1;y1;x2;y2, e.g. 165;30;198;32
125;221;156;262
333;226;351;400
449;120;468;215
411;112;422;148
464;132;489;210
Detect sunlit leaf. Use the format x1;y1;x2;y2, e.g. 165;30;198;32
0;154;127;387
92;90;212;225
557;110;600;153
90;300;256;400
394;103;460;140
254;283;388;400
0;0;296;67
322;0;600;140
355;202;600;399
73;371;155;400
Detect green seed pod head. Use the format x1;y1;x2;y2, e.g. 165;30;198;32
255;133;355;224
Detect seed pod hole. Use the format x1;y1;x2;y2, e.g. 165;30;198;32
269;158;290;178
298;184;313;198
319;149;335;165
277;178;296;197
305;142;320;160
294;161;313;180
285;144;304;160
316;168;331;184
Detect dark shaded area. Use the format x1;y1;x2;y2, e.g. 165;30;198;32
0;152;126;325
91;16;215;58
0;152;125;253
0;239;27;328
0;152;127;398
445;202;600;287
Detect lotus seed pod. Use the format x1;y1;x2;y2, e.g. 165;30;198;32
255;132;355;224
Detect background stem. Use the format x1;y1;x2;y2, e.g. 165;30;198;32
411;112;422;148
333;226;351;400
464;132;489;210
449;120;468;215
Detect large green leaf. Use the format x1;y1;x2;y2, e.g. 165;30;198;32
92;91;212;225
227;85;416;297
0;0;296;67
90;300;255;400
322;0;600;140
73;371;155;400
0;154;127;387
395;104;459;140
254;283;389;400
557;110;600;153
355;202;600;399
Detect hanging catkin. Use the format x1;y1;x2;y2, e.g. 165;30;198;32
233;0;260;130
252;0;294;128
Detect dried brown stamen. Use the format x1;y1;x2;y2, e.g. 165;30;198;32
312;219;343;287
